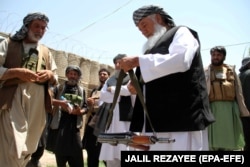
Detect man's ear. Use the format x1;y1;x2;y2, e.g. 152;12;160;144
155;14;163;25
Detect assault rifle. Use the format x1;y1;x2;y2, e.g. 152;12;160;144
98;70;176;150
98;132;175;151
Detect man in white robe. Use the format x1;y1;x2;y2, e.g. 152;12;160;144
99;54;136;167
120;5;215;151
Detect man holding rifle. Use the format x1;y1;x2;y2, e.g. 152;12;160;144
120;5;215;151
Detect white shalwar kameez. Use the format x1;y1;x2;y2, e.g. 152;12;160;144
0;39;57;166
138;27;209;151
99;79;136;167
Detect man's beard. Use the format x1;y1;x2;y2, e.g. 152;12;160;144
67;79;79;85
27;30;42;42
142;23;167;53
212;59;224;66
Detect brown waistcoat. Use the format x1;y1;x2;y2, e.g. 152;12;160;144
0;39;53;113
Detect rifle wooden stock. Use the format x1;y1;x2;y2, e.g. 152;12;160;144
128;143;150;151
131;135;175;144
98;132;174;151
131;135;156;145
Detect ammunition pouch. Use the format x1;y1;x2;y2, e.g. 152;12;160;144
22;48;46;73
209;65;236;102
64;93;83;106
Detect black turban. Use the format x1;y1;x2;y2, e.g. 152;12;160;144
133;5;175;26
113;54;126;64
239;57;250;72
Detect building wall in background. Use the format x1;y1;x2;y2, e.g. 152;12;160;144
0;31;115;96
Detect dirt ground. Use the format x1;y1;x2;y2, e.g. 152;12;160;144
40;150;87;167
40;150;56;167
40;122;87;166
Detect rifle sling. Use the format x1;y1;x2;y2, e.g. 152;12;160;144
128;70;157;136
107;70;157;137
106;70;126;129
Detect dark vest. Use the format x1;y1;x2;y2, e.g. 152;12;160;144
239;69;250;111
0;39;53;113
130;26;215;132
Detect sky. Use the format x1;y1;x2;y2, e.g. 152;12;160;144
1;0;250;73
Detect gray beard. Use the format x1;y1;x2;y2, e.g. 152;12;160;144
67;79;78;85
28;30;42;42
142;24;167;53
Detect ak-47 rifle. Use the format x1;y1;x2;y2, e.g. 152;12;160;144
98;70;176;150
98;132;150;151
98;132;175;151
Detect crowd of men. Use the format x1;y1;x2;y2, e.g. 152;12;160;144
0;4;249;167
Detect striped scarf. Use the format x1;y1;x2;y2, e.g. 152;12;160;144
11;12;49;41
133;5;175;27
